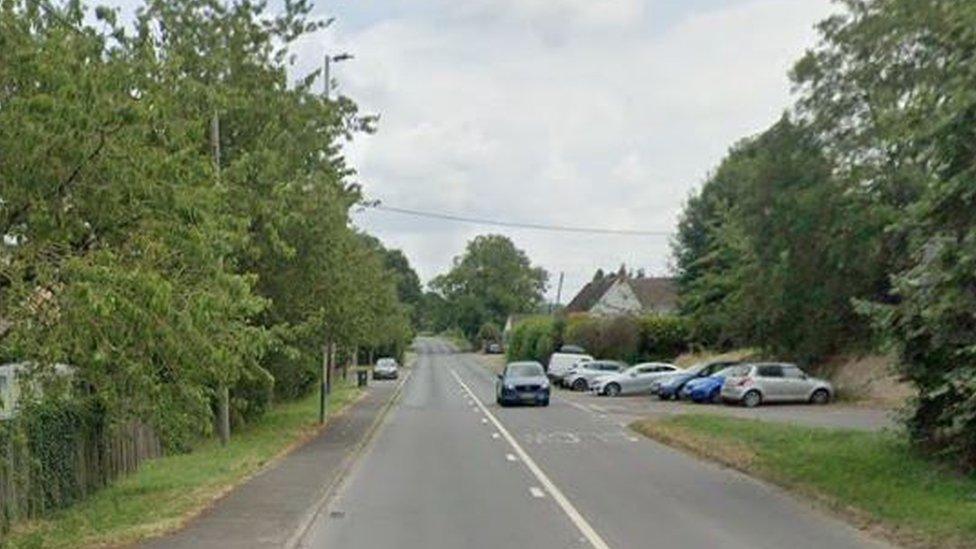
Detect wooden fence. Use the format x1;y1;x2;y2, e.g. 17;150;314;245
0;418;161;533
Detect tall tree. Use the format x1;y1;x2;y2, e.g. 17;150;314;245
793;0;976;468
430;235;547;339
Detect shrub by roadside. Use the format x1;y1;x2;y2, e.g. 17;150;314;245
631;415;976;549
3;381;362;549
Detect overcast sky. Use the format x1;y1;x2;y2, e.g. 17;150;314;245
109;0;836;302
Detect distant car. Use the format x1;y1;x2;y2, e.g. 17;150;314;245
563;360;628;392
681;365;749;403
656;360;742;400
590;363;682;396
547;352;594;382
721;363;833;408
485;342;503;354
496;361;550;407
373;357;399;380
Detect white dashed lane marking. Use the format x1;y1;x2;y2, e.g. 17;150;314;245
505;453;518;462
529;487;546;499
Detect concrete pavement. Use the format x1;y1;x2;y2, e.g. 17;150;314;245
144;374;403;549
299;339;889;549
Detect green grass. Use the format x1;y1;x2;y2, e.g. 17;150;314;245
631;415;976;548
5;381;362;549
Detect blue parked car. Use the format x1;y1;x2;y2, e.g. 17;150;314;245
682;365;750;403
656;360;741;401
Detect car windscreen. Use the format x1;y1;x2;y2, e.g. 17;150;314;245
377;359;396;367
506;364;544;377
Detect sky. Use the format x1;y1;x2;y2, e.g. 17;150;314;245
105;0;836;303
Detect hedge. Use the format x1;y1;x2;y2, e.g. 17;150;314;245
507;314;693;365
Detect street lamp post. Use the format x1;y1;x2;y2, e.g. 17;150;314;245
324;52;354;100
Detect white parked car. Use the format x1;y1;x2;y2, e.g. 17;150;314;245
563;360;627;391
372;357;399;380
590;362;682;396
547;352;593;383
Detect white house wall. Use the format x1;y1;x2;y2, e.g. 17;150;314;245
590;280;644;316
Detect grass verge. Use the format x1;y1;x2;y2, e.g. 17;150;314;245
5;381;362;549
631;415;976;548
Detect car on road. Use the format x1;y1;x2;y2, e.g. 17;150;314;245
372;357;399;380
563;360;628;392
547;352;594;383
656;360;742;400
496;361;550;407
680;365;749;403
721;363;833;407
590;362;682;396
485;342;503;354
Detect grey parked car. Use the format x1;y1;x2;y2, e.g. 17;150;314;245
563;360;628;391
590;363;681;396
720;363;832;407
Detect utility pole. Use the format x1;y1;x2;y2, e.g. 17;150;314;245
553;271;565;313
212;110;230;446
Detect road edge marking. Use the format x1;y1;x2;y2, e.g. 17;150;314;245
450;369;612;549
286;367;414;549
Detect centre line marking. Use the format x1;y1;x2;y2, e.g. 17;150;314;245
530;487;546;498
451;369;612;549
491;432;500;439
505;453;517;462
481;418;488;424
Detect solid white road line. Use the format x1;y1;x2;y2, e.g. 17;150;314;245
451;369;612;549
529;487;546;499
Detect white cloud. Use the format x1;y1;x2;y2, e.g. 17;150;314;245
295;0;835;300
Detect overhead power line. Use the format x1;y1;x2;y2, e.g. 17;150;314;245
361;204;671;237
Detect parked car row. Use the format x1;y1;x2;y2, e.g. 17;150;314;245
544;350;834;408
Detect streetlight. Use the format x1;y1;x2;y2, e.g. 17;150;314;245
324;52;354;100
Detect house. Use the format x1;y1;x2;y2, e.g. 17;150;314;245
564;268;677;316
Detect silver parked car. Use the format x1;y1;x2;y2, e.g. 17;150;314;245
372;357;399;380
720;363;832;407
563;360;627;391
590;363;681;396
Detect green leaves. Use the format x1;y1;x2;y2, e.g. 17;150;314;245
0;0;413;456
429;234;548;340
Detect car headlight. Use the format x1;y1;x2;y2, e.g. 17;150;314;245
540;381;550;389
504;382;515;390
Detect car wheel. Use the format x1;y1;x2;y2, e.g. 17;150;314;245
572;378;588;391
604;383;621;397
742;390;762;408
658;393;671;401
810;388;830;405
539;398;550;407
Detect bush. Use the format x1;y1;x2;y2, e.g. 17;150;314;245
562;314;693;363
231;366;275;427
477;322;502;348
639;315;692;360
506;316;556;363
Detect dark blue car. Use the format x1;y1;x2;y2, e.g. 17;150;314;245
682;365;749;403
656;360;741;400
496;361;550;407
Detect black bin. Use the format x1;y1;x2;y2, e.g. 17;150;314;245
357;369;368;387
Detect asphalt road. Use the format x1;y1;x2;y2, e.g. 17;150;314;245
298;339;889;549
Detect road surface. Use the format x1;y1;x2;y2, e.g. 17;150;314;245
298;338;888;549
